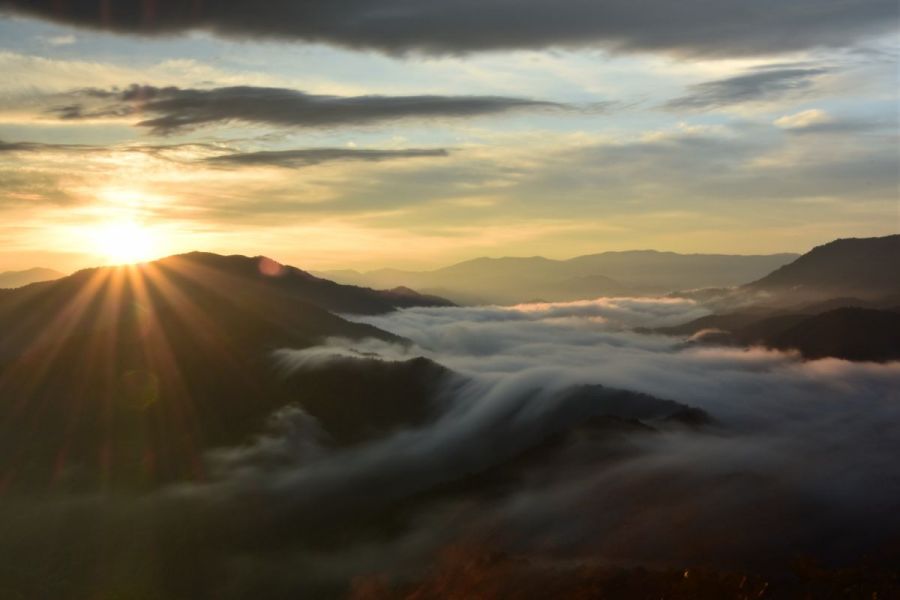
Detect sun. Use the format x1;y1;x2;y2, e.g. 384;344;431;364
93;220;159;265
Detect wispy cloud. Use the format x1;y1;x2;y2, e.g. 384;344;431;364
38;33;76;46
49;84;564;134
664;65;830;111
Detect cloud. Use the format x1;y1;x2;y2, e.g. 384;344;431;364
1;0;896;57
0;137;448;168
2;296;900;596
50;84;562;134
774;110;887;135
39;33;76;46
181;297;900;587
774;108;835;129
664;65;830;111
0;139;88;153
342;299;900;563
202;147;449;168
2;116;896;255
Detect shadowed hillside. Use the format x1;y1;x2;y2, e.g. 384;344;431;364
744;235;900;303
655;235;900;360
0;252;456;489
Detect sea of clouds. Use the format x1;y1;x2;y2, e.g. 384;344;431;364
253;297;900;573
7;296;899;597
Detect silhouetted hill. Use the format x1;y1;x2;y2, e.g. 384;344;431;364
745;235;900;302
651;308;777;337
765;307;900;362
0;253;455;489
281;355;459;446
657;236;900;357
166;252;453;314
320;250;797;305
0;267;63;289
657;305;900;362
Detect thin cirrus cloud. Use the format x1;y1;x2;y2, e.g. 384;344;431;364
0;138;450;168
664;65;830;111
1;0;896;56
0;139;91;153
50;84;565;135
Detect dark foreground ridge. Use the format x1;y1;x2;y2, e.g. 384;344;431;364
0;252;451;488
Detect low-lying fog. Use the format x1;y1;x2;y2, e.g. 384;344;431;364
265;297;900;575
7;297;899;597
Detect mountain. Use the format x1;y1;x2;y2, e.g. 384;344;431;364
0;252;455;489
0;266;64;288
320;250;798;305
764;307;900;362
164;252;453;314
744;235;900;303
3;250;699;494
654;235;900;359
656;305;900;362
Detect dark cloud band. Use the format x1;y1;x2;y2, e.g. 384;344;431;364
2;0;896;56
51;84;561;134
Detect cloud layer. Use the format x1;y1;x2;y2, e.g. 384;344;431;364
197;298;900;576
345;299;900;565
2;0;897;56
52;84;561;134
2;296;899;597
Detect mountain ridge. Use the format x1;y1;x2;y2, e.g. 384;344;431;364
654;235;900;361
744;235;900;301
0;266;64;289
319;249;799;305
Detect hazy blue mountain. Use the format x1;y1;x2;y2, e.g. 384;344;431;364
0;267;64;289
320;250;798;305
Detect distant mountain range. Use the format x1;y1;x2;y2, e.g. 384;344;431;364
320;250;799;304
656;235;900;361
0;267;63;289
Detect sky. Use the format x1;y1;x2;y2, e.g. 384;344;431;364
0;1;897;273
